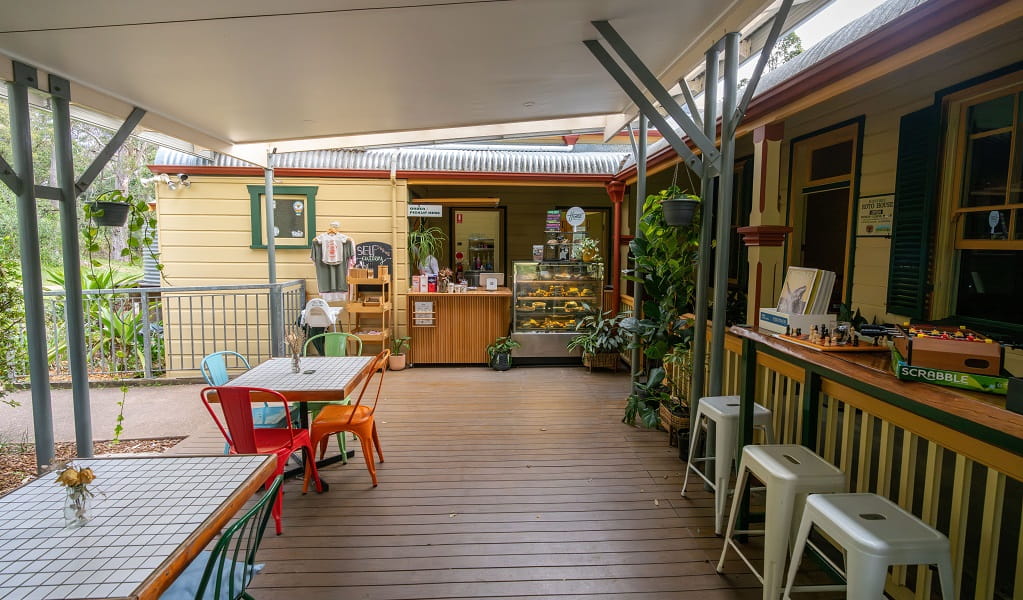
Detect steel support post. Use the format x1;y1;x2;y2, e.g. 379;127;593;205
690;44;719;414
7;66;55;472
265;152;283;356
50;75;93;457
708;33;741;396
630;117;648;387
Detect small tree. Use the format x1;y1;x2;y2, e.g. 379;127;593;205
0;241;26;406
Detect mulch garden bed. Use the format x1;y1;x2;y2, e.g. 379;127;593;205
0;437;184;495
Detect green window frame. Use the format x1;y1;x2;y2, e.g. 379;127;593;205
248;185;318;249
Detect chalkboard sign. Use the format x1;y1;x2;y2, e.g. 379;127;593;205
355;241;393;277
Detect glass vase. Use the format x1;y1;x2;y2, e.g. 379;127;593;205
291;353;301;373
64;486;93;528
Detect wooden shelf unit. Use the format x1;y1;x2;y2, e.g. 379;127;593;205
346;276;391;350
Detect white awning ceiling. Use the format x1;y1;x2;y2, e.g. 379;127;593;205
0;0;776;166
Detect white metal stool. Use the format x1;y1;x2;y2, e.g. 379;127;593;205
783;493;954;600
717;444;846;600
681;395;775;535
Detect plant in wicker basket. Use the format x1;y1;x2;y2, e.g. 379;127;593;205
566;311;629;371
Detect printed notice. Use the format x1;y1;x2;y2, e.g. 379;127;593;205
856;194;894;237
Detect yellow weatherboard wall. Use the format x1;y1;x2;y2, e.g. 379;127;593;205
155;175;409;370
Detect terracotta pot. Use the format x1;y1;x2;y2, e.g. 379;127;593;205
388;354;407;371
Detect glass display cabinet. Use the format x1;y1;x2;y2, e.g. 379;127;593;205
511;260;604;359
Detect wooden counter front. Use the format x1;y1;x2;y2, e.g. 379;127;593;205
408;288;512;364
730;325;1023;448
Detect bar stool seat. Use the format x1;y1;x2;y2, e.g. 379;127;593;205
718;444;846;600
681;395;775;535
783;493;954;600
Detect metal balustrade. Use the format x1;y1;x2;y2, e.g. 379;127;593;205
14;280;305;381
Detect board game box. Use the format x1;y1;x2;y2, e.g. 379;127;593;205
892;324;1003;376
891;347;1009;395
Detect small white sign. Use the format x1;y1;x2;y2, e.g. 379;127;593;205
565;206;586;227
408;204;443;218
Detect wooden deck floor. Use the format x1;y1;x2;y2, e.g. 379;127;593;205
170;366;763;599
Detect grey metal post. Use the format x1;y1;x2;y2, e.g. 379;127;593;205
708;33;741;396
50;75;93;457
7;67;55;472
140;290;153;379
630;116;648;387
265;151;283;356
690;44;720;414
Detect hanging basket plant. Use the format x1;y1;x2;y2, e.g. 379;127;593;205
85;190;133;227
661;194;701;227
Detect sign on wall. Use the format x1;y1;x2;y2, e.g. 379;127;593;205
856;194;894;237
408;204;443;218
355;241;392;277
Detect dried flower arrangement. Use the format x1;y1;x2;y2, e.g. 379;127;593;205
56;463;96;526
285;326;306;357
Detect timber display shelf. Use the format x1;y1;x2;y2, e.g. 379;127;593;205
346;276;391;348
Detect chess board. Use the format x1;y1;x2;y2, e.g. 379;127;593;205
776;333;889;353
0;455;270;600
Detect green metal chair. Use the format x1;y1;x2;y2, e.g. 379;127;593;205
303;332;364;461
160;475;282;600
303;332;363;358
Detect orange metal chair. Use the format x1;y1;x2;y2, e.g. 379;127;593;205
201;386;324;535
303;350;390;490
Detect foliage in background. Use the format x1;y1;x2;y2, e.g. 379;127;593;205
0;242;26;406
621;185;701;427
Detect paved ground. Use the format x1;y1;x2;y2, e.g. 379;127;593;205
1;382;209;444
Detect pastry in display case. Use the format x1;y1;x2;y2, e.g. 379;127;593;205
512;261;603;358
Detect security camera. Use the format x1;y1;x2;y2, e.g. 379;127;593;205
178;174;191;187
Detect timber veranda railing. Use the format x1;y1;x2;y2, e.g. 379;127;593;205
13;280;305;381
711;328;1021;600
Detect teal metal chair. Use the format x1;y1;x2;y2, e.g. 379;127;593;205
200;351;298;453
160;475;282;600
302;332;364;461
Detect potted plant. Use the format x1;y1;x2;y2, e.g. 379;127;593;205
656;185;701;227
85;189;135;227
572;237;600;262
566;310;628;371
389;336;411;370
408;223;446;275
660;344;693;452
486;335;521;371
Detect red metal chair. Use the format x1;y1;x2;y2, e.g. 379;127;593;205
200;386;324;535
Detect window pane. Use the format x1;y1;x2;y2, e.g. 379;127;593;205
1015;210;1023;240
962;209;1010;240
956;249;1023;324
810;140;853;180
963;132;1010;207
274;197;306;239
967;94;1014;133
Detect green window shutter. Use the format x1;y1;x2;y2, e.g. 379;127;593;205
886;105;940;319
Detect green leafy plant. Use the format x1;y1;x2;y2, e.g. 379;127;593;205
486;336;521;357
0;242;25;407
407;223;446;273
566;311;629;356
620;185;700;426
572;236;600;261
390;336;411;356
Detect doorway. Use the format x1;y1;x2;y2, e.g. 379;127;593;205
451;208;505;280
788;120;861;309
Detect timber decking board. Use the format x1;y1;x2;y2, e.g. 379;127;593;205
171;366;765;599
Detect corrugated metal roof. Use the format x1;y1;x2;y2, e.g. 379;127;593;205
155;143;632;176
619;0;926;170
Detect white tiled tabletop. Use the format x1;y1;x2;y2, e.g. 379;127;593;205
0;454;270;600
226;356;373;393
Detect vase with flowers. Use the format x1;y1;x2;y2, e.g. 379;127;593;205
438;267;454;293
56;463;97;528
285;327;306;373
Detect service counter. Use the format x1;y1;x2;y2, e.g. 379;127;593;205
407;288;512;364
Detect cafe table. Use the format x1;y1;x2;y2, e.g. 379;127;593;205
224;356;375;430
0;454;274;600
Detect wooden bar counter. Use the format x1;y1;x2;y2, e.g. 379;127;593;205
407;288;512;364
